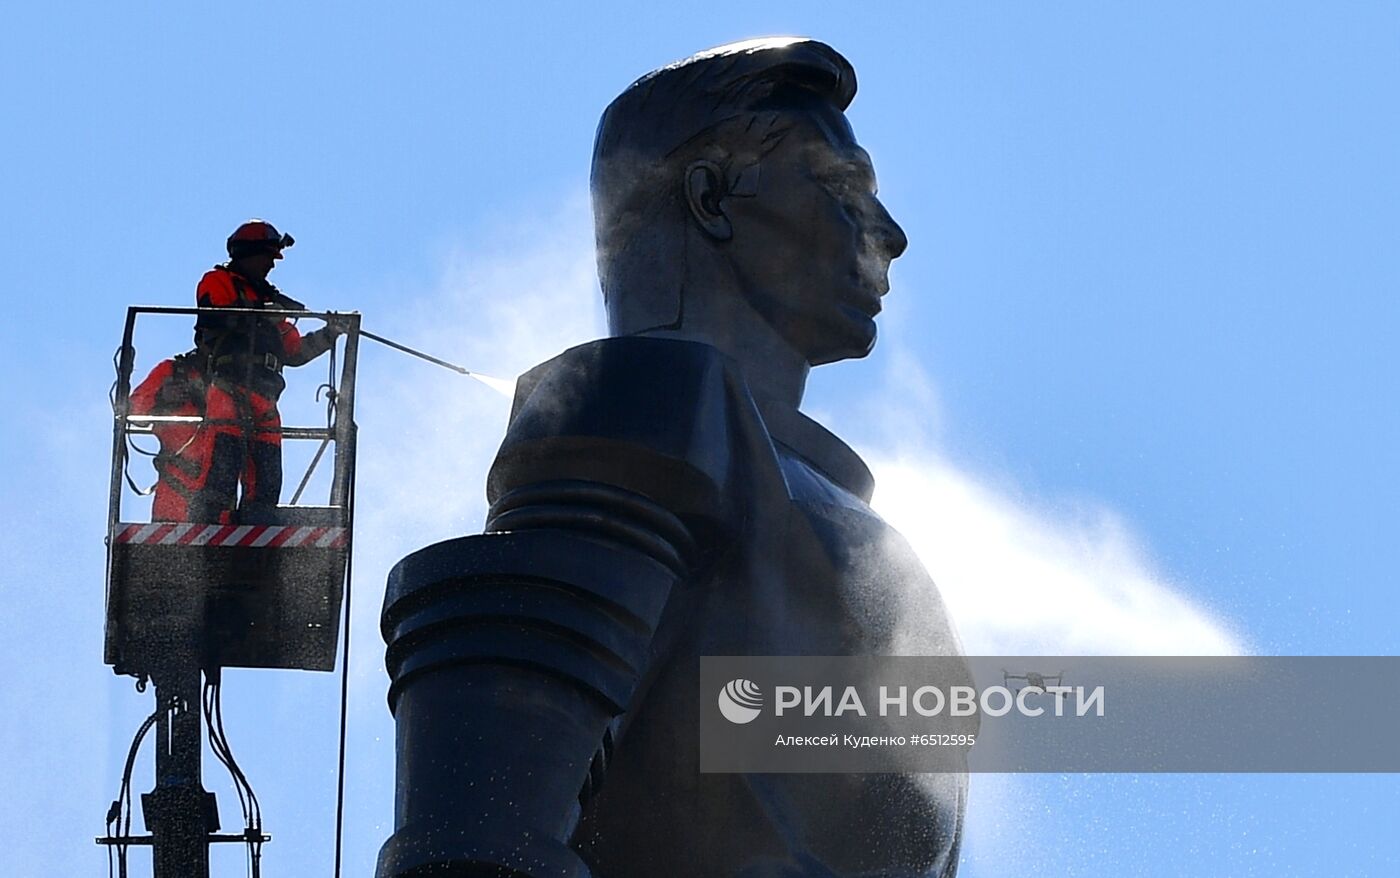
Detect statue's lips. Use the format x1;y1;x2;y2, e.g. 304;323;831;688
844;296;883;321
847;276;889;317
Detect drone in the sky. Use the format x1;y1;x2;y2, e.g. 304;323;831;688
1002;670;1067;693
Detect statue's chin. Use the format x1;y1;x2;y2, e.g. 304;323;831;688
806;316;878;367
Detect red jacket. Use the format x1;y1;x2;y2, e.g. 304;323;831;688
195;266;309;363
129;356;209;520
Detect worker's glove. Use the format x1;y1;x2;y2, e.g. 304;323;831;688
268;288;308;311
324;314;355;337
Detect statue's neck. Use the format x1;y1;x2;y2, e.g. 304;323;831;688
637;318;810;411
611;246;813;408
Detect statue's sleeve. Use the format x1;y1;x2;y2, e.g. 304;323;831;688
376;337;738;878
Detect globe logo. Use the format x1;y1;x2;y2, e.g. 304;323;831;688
718;679;764;724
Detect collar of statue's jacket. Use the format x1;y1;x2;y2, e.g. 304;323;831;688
755;396;875;504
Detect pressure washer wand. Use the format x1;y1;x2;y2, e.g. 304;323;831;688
358;329;514;395
361;330;469;374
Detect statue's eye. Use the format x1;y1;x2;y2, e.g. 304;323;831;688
818;172;862;199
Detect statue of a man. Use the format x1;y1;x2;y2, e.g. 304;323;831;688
379;38;967;878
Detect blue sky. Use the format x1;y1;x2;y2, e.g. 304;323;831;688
2;2;1397;876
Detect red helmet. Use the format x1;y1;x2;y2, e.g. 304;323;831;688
227;219;295;258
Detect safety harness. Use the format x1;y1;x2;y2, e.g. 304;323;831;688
194;266;293;398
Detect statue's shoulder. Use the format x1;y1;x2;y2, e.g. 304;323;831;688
508;335;736;433
488;336;749;521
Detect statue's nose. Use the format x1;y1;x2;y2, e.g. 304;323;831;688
877;210;909;261
866;194;907;261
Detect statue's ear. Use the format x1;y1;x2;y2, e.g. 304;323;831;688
684;160;733;241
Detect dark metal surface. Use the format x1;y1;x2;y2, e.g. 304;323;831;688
105;540;347;673
379;38;965;878
142;671;215;878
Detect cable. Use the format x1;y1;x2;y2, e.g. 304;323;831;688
110;347;122;408
126;436;158;457
332;427;356;878
211;680;262;867
218;682;263;878
111;346;145;499
325;341;339;423
106;703;160;878
204;676;264;877
291;345;340;506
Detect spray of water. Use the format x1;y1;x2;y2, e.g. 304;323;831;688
466;371;517;397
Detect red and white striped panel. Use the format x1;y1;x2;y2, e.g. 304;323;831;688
114;522;348;549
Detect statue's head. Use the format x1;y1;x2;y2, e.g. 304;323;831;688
592;38;908;367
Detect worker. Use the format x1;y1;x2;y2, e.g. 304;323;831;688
189;219;345;523
128;351;218;522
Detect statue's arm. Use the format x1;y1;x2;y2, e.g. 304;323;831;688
377;337;736;878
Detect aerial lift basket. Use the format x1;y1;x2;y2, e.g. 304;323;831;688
103;305;361;677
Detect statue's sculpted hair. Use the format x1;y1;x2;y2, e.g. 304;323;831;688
591;38;858;335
